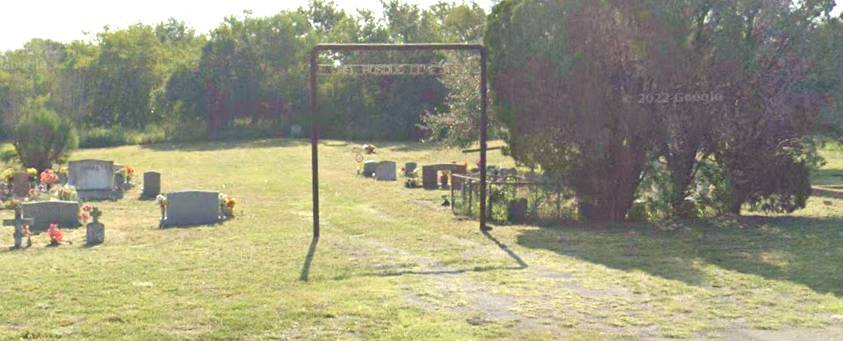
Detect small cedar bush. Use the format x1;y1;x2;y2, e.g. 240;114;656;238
13;109;78;172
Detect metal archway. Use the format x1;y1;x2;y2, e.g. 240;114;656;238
309;43;489;238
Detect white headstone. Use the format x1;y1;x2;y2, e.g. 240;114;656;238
68;160;118;200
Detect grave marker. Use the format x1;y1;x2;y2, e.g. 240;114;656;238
362;160;380;178
11;172;30;197
22;201;81;230
68;160;118;200
160;191;222;227
3;208;32;249
375;161;397;181
142;171;161;198
404;162;418;176
86;207;104;245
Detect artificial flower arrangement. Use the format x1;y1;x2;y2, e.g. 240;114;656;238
38;169;59;193
404;177;420;188
79;204;93;223
48;223;65;246
439;170;451;188
52;185;78;201
126;166;136;182
115;166;137;187
40;169;58;185
1;168;13;182
400;167;418;178
219;193;236;218
26;168;37;180
79;204;102;225
156;194;167;218
362;144;376;154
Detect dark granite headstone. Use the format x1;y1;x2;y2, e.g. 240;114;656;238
22;201;80;230
11;172;30;197
362;160;380;178
86;222;105;245
142;171;161;198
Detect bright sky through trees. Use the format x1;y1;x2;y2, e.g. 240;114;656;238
0;0;497;51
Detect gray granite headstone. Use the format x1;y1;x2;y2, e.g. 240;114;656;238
69;160;117;200
11;172;30;197
362;160;380;178
375;161;397;181
142;171;161;198
161;191;222;227
86;222;105;245
22;201;80;230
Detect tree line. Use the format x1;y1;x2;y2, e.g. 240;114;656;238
0;0;487;146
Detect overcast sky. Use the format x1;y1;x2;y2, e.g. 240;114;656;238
0;0;838;51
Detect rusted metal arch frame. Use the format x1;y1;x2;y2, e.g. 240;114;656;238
309;43;489;238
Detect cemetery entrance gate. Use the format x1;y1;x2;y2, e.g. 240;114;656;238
309;43;489;238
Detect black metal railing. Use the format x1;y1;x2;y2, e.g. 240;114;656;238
450;174;576;225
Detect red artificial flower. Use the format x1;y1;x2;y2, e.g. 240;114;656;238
39;170;58;185
48;224;63;243
79;211;91;222
82;204;93;212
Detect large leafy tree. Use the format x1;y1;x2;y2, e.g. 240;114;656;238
486;0;838;220
487;0;663;221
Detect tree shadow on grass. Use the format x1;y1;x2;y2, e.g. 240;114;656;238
140;138;309;152
516;216;843;296
365;229;527;277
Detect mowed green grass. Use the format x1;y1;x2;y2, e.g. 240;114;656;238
0;139;841;340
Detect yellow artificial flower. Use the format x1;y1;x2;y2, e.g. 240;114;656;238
1;168;13;181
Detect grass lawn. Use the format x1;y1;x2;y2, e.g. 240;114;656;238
1;139;842;340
